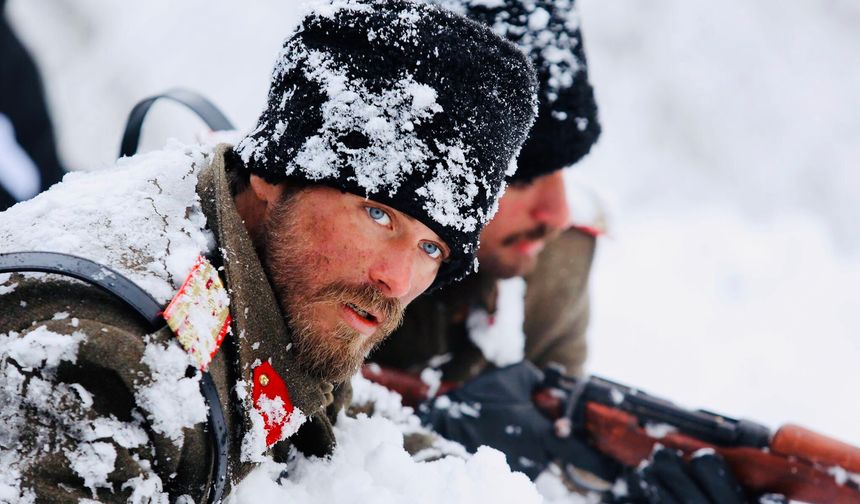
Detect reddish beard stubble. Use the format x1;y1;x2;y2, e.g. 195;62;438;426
260;192;404;383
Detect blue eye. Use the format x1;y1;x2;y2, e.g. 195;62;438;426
366;206;391;225
421;241;442;259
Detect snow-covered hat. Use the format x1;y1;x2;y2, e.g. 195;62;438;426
237;0;538;288
431;0;600;182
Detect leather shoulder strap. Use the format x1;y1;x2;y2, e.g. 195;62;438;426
0;251;229;504
119;88;235;159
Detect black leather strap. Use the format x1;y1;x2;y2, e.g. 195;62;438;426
0;251;163;326
119;88;235;158
0;251;229;504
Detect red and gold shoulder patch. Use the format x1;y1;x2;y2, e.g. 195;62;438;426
163;256;231;370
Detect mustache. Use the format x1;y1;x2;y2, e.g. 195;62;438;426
501;224;553;247
312;282;404;335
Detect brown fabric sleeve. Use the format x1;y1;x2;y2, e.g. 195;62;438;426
2;280;211;502
523;228;596;377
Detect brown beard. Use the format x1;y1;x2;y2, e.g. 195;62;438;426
259;192;404;383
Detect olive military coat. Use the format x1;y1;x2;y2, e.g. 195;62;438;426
0;145;340;502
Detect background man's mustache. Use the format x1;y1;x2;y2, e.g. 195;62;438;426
501;224;553;247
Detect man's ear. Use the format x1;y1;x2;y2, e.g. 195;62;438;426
249;174;285;210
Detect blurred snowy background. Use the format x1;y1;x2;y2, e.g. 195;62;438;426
6;0;858;450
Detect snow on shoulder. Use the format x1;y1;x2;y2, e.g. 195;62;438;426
0;140;215;304
134;340;208;447
0;322;169;502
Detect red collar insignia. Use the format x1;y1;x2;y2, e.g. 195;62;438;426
252;361;297;447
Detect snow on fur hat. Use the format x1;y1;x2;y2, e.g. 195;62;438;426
430;0;600;182
236;0;538;288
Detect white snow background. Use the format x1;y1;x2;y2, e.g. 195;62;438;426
5;0;859;500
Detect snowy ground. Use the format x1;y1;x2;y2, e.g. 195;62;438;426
5;0;859;497
574;0;860;447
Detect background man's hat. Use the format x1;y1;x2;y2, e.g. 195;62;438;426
431;0;600;182
237;0;538;288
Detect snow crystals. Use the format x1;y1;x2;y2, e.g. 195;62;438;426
350;372;421;426
66;441;118;495
0;273;16;295
434;0;585;105
135;341;208;447
1;325;85;370
241;394;307;463
0;150;212;495
241;377;308;464
0;323;164;501
229;412;542;504
467;276;527;367
237;0;494;235
0;140;214;304
122;473;173;504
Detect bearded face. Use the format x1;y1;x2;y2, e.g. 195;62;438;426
477;171;571;279
259;190;408;383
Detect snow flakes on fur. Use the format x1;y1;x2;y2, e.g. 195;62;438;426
237;0;538;287
430;0;601;178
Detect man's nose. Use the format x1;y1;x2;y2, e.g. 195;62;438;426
368;246;414;300
530;171;570;230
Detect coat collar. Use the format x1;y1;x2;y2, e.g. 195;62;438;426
196;144;333;451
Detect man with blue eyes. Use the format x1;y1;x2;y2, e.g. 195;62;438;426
367;2;785;502
0;1;539;501
230;169;455;383
372;0;602;401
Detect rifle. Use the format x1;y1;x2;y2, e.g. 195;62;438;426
361;363;860;503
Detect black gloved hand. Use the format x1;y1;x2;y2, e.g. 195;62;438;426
417;361;618;480
606;447;788;504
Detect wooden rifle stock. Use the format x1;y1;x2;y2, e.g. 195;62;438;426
363;364;860;503
771;424;860;474
360;364;457;408
584;402;860;504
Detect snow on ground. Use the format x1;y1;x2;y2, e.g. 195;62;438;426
5;0;860;497
229;414;543;504
573;0;860;446
228;374;548;503
586;207;860;445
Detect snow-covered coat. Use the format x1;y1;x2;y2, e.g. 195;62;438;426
0;143;340;502
372;226;595;380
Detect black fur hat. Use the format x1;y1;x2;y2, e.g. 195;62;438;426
237;0;538;288
431;0;600;182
